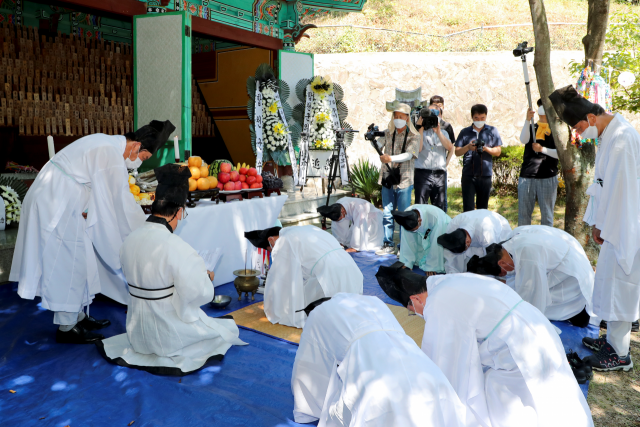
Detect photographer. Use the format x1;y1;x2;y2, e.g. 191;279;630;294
518;100;559;226
414;104;452;211
374;103;421;256
429;96;456;212
454;104;503;212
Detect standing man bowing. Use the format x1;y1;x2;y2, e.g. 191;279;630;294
550;85;640;371
11;120;174;343
375;102;421;255
455;104;503;212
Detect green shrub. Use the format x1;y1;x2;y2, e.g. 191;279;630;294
349;159;382;207
493;145;525;195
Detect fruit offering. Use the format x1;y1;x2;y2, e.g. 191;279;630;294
188;156;202;168
261;171;283;189
215;161;262;191
209;159;234;176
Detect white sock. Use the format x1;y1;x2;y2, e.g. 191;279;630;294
78;312;86;322
59;323;76;332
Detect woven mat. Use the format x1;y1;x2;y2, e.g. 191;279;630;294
229;302;425;345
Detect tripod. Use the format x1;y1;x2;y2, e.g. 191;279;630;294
321;129;358;230
514;41;537;155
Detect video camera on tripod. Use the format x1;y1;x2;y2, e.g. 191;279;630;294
513;41;534;57
413;106;440;131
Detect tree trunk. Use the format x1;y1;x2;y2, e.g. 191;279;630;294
528;0;607;262
583;0;611;67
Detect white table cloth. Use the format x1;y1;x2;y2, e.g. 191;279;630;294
175;195;288;286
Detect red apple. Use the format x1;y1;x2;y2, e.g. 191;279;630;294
239;174;247;182
229;171;239;182
223;182;235;191
234;181;242;190
247;168;258;176
241;182;249;189
256;175;263;184
247;175;257;185
250;183;262;189
217;183;224;190
220;163;232;173
218;172;230;184
239;167;248;175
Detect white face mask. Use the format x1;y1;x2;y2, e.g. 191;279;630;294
580;118;599;140
537;106;546;116
125;145;143;170
394;119;407;129
473;121;485;129
409;297;425;319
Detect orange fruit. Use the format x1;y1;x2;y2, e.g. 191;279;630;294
207;176;218;188
199;166;209;178
188;178;197;192
129;184;140;195
188;156;202;168
189;166;201;180
197;177;210;191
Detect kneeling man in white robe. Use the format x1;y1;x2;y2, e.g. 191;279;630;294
378;269;593;427
244;225;363;328
394;205;451;275
469;225;595;327
98;164;246;375
551;85;640;372
291;293;472;427
437;209;512;274
316;197;383;252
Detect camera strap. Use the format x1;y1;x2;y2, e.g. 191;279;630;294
391;128;409;158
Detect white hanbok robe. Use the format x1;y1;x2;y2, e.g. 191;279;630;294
399;205;451;273
331;197;383;251
100;221;246;375
422;274;593;427
583;113;640;322
503;225;595;321
265;225;363;328
443;209;512;274
10;134;146;313
292;293;472;427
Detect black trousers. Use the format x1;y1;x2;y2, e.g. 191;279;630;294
461;175;492;212
414;169;447;211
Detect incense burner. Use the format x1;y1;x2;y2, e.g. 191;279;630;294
233;269;260;301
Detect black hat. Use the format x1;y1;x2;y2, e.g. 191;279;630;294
317;204;343;221
467;243;503;276
437;229;467;253
295;297;332;317
133;120;176;155
393;210;419;231
244;227;281;250
154;164;192;206
376;262;427;307
549;85;598;127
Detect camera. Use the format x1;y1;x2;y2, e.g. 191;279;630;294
414;107;440;131
474;140;486;154
364;124;386;142
513;41;534;57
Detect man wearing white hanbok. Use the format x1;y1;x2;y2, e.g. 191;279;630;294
551;85;640;371
469;225;595;327
378;270;594;427
10;120;174;344
316;197;383;252
291;293;473;427
244;225;363;328
393;205;451;274
437;209;512;274
98;164;246;375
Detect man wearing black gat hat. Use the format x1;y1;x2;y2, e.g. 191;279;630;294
98;163;247;376
550;85;640;372
243;225;363;328
316;197;384;252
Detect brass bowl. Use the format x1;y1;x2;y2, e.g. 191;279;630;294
233;269;260;301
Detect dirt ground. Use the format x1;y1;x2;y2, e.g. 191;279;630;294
588;327;640;426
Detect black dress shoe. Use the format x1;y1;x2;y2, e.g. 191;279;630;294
56;324;104;344
78;315;111;330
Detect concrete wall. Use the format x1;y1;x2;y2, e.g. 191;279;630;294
315;51;640;183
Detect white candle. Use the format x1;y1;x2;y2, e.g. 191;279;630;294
47;135;55;159
174;136;180;162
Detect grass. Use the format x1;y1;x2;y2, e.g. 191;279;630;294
297;0;639;54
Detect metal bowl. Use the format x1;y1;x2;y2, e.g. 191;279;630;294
210;295;232;309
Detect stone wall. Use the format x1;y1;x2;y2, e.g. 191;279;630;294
315;51;640;184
